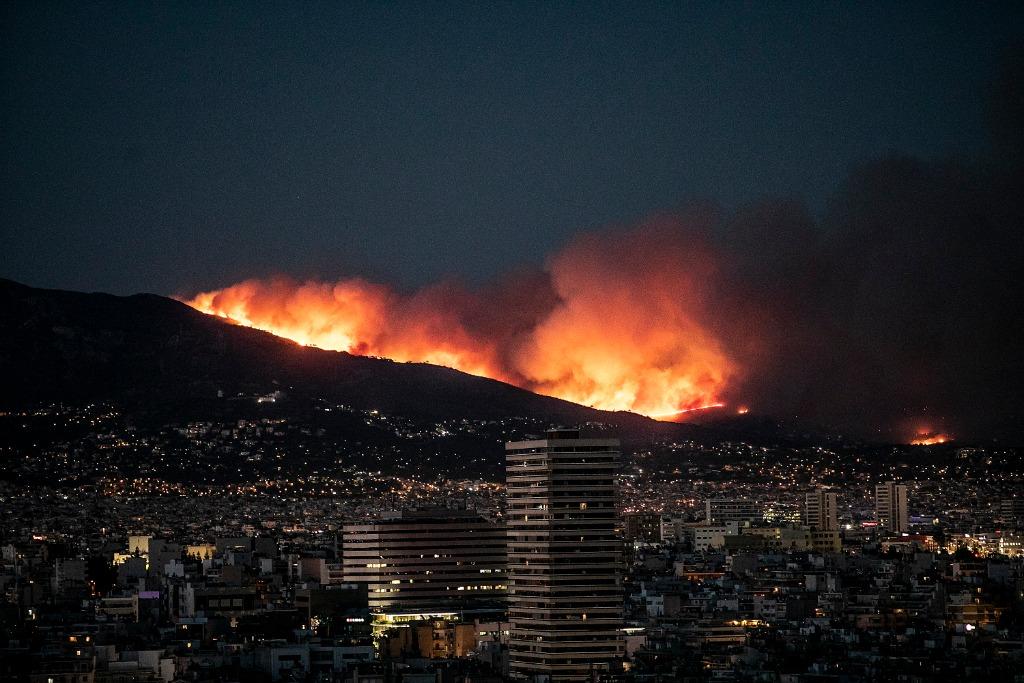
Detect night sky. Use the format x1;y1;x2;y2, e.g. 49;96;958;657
2;2;1021;295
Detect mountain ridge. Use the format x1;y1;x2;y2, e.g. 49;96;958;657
0;278;666;432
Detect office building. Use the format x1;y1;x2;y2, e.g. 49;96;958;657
506;429;623;682
342;509;506;617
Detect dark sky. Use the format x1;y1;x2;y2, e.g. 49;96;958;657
1;2;1021;296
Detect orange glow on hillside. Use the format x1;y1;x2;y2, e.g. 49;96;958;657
184;222;736;419
910;431;952;446
649;403;726;420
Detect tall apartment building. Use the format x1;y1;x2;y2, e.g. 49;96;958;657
875;482;909;534
341;509;506;617
805;488;838;531
705;498;762;524
506;429;623;682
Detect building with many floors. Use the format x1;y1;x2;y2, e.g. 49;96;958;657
805;488;838;531
342;509;507;617
875;481;909;533
505;429;624;682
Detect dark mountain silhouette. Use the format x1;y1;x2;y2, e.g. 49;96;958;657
0;278;670;433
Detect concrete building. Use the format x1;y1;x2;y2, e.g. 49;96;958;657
875;482;909;534
506;429;623;682
805;488;838;531
342;509;506;616
659;515;688;543
52;558;87;596
693;523;740;551
298;557;342;585
381;619;479;659
705;498;762;524
182;585;259;617
98;595;138;621
999;498;1024;527
623;512;661;543
810;529;842;553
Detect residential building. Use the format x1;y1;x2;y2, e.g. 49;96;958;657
705;498;762;524
805;488;838;531
506;429;623;682
875;482;909;534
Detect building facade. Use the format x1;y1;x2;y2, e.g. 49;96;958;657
705;498;762;525
875;482;909;534
805;488;838;531
623;512;662;543
506;429;623;682
341;510;507;617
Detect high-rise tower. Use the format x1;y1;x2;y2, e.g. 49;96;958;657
505;429;623;682
875;482;909;534
805;488;838;531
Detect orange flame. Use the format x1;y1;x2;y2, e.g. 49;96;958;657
183;220;735;419
649;403;726;419
910;432;952;446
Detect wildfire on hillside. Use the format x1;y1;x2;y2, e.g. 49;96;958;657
185;221;735;420
910;431;952;446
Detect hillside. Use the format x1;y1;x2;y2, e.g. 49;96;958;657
0;278;663;432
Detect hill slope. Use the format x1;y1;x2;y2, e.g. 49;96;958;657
0;278;660;429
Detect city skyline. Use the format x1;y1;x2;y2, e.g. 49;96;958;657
2;401;1019;681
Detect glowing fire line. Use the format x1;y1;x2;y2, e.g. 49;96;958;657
649;403;726;419
198;302;730;419
183;225;736;422
910;433;951;446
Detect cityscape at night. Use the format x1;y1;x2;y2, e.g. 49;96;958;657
2;3;1023;682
